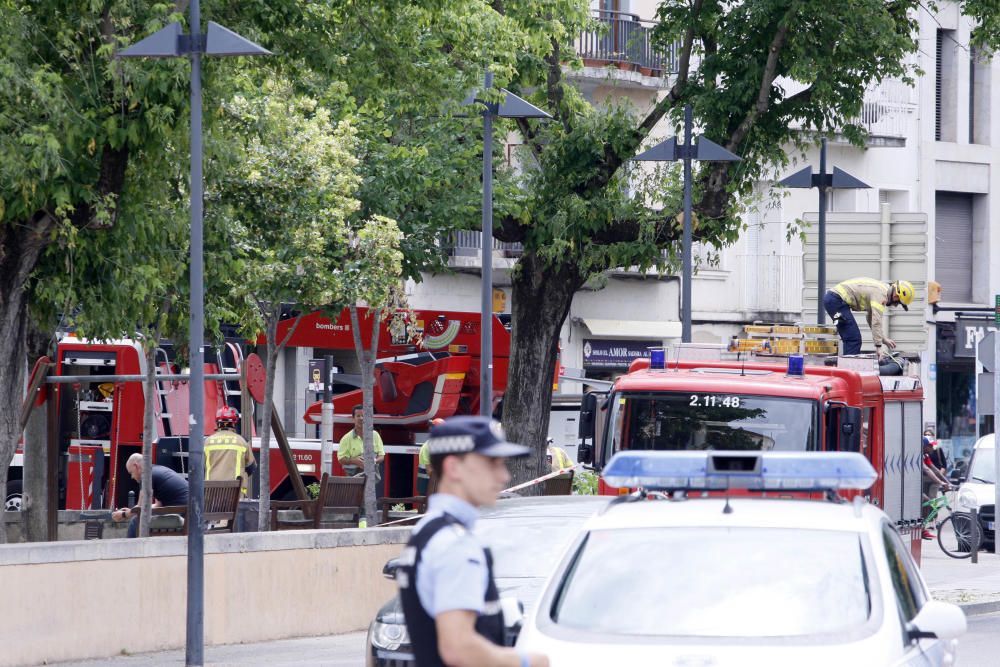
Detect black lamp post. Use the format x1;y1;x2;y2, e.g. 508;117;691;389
776;137;870;323
632;104;741;343
116;5;269;665
464;71;551;416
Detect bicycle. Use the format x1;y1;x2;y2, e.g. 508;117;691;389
923;493;982;559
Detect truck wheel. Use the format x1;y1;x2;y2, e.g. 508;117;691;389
4;480;23;512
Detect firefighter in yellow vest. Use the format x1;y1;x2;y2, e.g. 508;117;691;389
417;418;445;494
205;406;257;497
546;438;574;472
823;278;914;356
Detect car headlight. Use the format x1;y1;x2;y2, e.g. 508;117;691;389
958;488;980;510
371;620;410;651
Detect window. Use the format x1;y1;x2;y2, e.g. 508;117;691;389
881;523;926;626
936;30;957;142
970;45;991;145
551;527;873;638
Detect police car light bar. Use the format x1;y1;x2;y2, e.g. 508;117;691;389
602;450;877;491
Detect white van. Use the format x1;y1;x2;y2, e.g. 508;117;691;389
955;433;997;551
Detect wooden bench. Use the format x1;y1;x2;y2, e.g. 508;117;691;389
543;469;575;496
272;473;366;530
137;480;242;536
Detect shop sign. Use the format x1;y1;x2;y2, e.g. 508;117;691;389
582;338;660;370
955;318;999;358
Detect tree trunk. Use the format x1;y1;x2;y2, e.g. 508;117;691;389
350;306;379;524
0;219;53;544
503;254;583;489
139;343;158;537
256;314;279;531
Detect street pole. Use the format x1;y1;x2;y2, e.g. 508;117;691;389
994;331;999;560
480;69;494;417
817;138;828;324
186;1;205;664
681;104;693;343
320;355;334;474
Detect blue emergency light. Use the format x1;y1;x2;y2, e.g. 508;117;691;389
601;450;877;491
786;354;804;376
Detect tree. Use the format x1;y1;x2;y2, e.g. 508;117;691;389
343;218;409;523
0;0;520;542
487;0;1000;485
209;80;360;530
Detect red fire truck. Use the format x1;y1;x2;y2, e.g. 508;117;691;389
577;352;925;556
8;307;512;511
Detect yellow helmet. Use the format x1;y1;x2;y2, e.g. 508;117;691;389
893;280;915;309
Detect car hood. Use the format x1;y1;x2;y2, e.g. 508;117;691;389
959;480;997;508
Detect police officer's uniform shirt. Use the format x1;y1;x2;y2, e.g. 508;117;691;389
413;493;488;616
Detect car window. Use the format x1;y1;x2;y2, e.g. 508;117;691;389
967;448;996;484
476;514;589;579
551;527;871;638
881;523;925;624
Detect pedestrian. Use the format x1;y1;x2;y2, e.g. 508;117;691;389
111;452;189;538
397;416;549;667
822;278;914;356
417;418;446;495
205;406;257;497
923;430;948;473
546;438;573;473
338;404;385;476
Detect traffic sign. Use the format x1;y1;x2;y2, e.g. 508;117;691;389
978;332;996;373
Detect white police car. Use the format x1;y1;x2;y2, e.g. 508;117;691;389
516;451;966;666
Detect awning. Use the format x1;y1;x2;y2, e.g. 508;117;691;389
581;318;682;339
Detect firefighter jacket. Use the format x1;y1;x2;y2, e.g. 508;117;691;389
204;429;255;497
833;278;891;346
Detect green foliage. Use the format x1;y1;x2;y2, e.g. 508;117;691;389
306;482;320;500
572;469;598;496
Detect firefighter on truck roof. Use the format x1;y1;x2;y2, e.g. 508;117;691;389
822;278;914;356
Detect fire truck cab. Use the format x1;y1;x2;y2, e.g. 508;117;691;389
578;351;925;556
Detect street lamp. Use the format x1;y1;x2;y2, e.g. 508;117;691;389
116;4;269;665
464;70;551;416
775;137;869;323
632;104;741;343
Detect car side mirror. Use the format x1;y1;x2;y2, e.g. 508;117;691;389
827;403;862;452
906;600;967;642
382;558;401;580
578;393;598;443
578;444;594;465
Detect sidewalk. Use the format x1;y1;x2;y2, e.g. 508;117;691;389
50;632;367;667
920;540;1000;615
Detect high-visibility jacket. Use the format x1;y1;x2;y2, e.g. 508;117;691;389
204;430;255;497
832;278;891;346
548;445;573;472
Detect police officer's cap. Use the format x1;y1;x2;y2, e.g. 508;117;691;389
426;416;530;458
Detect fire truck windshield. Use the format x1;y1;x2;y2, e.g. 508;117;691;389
604;392;819;458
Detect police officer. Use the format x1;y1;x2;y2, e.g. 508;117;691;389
397;416;549;667
822;278;914;356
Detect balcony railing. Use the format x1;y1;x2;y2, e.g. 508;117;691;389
782;77;916;140
738;254;802;314
575;9;677;77
446;230;523;258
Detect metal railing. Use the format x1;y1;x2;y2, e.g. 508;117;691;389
446;230;523;258
575;9;677;76
782;76;916;139
738;254;802;313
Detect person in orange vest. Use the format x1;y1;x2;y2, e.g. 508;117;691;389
205;406;256;497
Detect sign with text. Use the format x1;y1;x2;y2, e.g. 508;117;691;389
582;338;660;370
955;318;998;358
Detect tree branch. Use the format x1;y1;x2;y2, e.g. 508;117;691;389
578;0;704;195
726;16;792;152
492;214;527;244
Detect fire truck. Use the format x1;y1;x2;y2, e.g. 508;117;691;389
577;339;925;556
9;307;513;512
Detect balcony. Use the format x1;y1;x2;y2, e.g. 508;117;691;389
783;77;916;145
445;231;522;272
738;254;802;315
573;9;677;84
